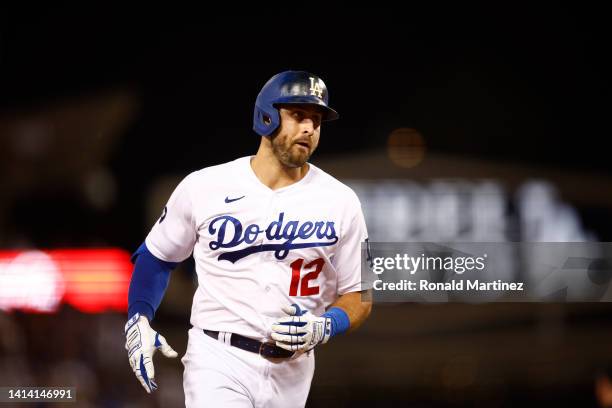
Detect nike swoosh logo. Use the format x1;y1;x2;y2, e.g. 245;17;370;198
225;195;245;203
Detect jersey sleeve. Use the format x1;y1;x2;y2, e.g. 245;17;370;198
333;194;369;295
145;173;197;263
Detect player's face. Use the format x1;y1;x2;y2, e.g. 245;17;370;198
272;105;323;168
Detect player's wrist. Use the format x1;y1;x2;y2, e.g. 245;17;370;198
321;307;350;338
124;312;151;334
125;312;142;334
128;301;155;322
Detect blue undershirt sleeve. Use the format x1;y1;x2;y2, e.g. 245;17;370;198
127;242;178;321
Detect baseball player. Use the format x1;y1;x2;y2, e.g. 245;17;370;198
124;70;372;407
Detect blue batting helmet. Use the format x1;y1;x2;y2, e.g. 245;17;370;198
253;71;339;137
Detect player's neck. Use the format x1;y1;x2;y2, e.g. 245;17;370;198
250;149;309;191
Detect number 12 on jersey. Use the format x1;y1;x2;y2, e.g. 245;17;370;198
289;258;324;296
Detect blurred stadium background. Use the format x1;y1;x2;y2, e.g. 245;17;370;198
1;6;611;407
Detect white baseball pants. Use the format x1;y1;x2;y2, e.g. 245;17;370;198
182;326;315;407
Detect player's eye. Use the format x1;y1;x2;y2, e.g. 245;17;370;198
292;111;304;121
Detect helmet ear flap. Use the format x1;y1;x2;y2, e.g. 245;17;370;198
253;105;280;137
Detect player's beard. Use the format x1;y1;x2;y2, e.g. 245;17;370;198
271;132;314;168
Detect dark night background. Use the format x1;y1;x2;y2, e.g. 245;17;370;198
1;5;611;407
1;5;609;247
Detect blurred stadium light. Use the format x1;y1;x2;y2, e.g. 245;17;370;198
0;248;131;313
345;179;592;242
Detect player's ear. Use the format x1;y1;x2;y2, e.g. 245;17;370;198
263;115;271;126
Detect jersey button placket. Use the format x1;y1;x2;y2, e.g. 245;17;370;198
263;191;279;262
263;192;282;303
257;191;278;332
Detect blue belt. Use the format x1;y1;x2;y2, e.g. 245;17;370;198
203;329;295;359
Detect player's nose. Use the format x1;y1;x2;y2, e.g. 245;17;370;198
300;119;315;135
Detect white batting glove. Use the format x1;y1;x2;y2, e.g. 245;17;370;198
271;304;332;352
124;313;178;393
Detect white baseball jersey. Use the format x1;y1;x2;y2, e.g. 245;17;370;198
145;156;368;341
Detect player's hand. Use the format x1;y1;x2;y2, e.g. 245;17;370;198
271;304;331;352
124;313;178;393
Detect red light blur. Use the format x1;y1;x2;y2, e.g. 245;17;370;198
0;249;132;313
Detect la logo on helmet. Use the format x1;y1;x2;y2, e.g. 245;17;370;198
309;77;323;98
